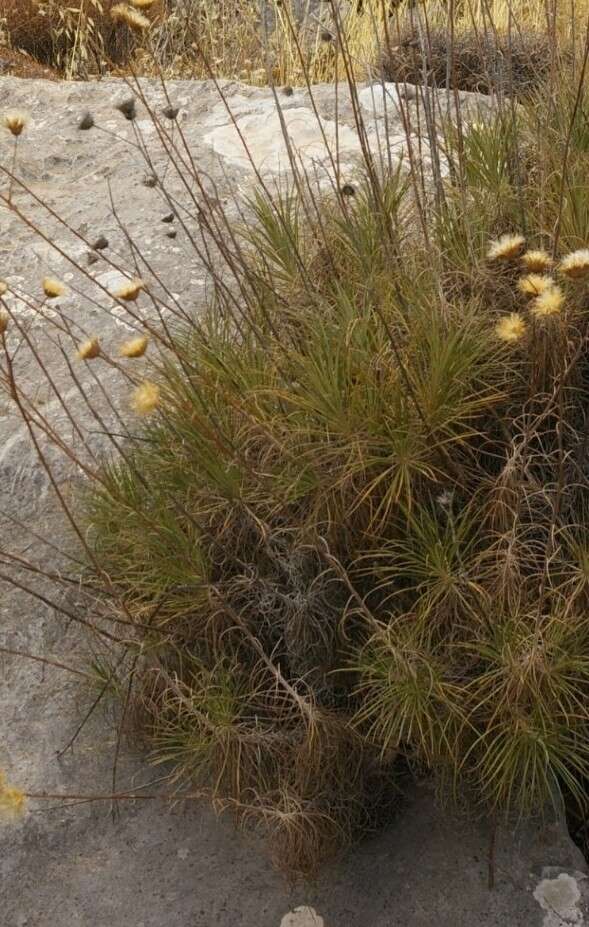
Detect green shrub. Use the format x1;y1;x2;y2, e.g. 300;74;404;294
4;6;589;873
77;73;589;874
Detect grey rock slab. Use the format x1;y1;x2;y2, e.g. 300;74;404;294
0;74;581;926
1;776;588;926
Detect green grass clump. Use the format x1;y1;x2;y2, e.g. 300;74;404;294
81;70;589;875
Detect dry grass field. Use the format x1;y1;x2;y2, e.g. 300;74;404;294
1;0;582;84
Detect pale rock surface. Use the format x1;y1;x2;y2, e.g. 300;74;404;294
0;75;585;926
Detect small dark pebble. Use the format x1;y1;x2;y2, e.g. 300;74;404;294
87;251;99;265
165;229;177;239
283;86;294;96
162;213;175;223
78;111;94;131
143;174;158;188
116;98;137;121
162;104;180;121
321;30;333;42
92;235;109;251
340;183;356;197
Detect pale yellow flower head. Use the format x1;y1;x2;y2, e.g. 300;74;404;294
120;335;149;358
559;248;589;280
114;279;145;302
496;312;526;343
531;285;565;319
111;3;151;29
521;250;552;273
2;110;28;137
77;337;101;360
42;277;66;299
132;381;160;414
0;770;26;819
487;234;525;261
517;274;555;297
0;787;26;818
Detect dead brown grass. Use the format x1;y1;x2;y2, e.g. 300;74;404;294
382;24;557;96
0;44;59;79
0;0;162;72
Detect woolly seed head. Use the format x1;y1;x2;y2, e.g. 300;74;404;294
111;3;151;29
42;277;66;299
517;274;555;297
114;278;145;302
487;234;525;261
120;335;149;358
0;280;7;297
2;110;28;137
0;311;8;335
496;312;526;343
521;249;552;273
116;97;137;121
132;381;160;414
531;285;565;319
559;248;589;280
77;337;101;360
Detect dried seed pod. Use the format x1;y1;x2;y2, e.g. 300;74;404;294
78;111;95;131
116;97;137;121
2;111;28;137
162;105;179;121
